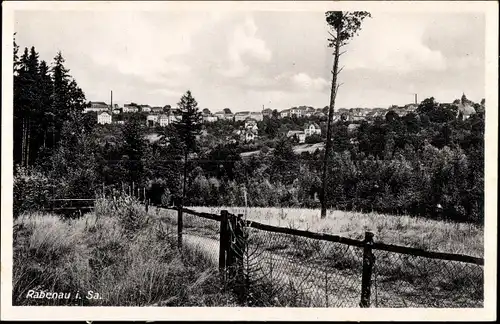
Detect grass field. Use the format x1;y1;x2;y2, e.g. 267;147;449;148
12;198;237;306
13;200;483;308
186;206;483;258
154;205;484;307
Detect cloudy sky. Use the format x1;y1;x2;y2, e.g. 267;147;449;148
14;9;485;111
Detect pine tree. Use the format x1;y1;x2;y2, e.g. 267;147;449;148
51;51;71;146
38;60;54;150
172;90;202;206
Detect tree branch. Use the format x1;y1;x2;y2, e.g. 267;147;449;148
338;50;347;57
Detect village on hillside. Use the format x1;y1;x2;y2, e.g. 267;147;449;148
88;93;479;144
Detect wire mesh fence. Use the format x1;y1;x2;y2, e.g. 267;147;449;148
148;205;484;308
371;250;484;308
233;227;364;307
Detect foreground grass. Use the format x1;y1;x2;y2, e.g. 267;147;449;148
184;206;483;258
12;198;237;306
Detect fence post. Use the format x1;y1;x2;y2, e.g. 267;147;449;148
360;231;375;308
227;213;237;280
219;210;229;275
177;207;183;250
235;213;248;304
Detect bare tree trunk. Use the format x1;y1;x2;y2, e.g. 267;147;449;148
26;118;31;166
320;22;342;219
21;118;26;167
182;150;188;207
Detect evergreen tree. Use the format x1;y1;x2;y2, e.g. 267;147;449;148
172;90;202;205
51;51;71;146
122;113;146;186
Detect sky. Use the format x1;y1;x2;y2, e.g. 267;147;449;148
14;10;485;112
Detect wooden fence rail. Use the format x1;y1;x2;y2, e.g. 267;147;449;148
152;204;484;307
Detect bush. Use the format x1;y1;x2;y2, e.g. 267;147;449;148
13;167;56;218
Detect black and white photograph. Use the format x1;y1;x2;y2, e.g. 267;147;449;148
1;0;497;321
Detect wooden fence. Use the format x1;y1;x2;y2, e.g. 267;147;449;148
156;205;484;307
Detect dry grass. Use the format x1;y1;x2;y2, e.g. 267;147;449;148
12;199;236;306
186;206;483;258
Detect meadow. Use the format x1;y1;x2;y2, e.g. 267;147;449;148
180;206;484;258
154;205;484;307
12;197;237;306
12;199;483;307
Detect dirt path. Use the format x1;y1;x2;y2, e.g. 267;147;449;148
151;210;361;307
148;206;481;308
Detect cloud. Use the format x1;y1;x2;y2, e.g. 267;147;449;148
217;15;272;78
292;73;329;92
342;13;447;73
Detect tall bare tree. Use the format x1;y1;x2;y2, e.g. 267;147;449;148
320;11;371;218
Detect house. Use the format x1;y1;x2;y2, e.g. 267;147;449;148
97;111;112;124
203;114;218;123
234;111;251;121
112;108;122;115
139;105;151;113
158;114;169;127
456;93;476;120
350;114;366;122
115;120;125;125
123;104;139;113
241;128;258;142
280;109;291;118
168;111;182;124
405;104;418;112
250;111;263;121
304;107;316;117
146;114;159;127
304;123;321;137
84;101;109;113
289;107;303;117
262;108;273;117
151;106;163;113
286;130;306;144
244;118;258;130
215;111;234;121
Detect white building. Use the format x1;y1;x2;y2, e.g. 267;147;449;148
84;101;109;113
215;111;225;120
97;111;112;124
245;118;258;130
249;111;263;121
123;104;139;113
140;105;152;113
456;94;476;120
146;114;159;127
158;114;169;127
280;109;291;118
234;111;251;121
241;128;258;142
203;115;218;123
169;113;182;124
286;130;306;144
304;123;321;137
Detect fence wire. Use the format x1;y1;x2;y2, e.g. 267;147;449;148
226;226;363;307
148;206;484;308
371;250;483;308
